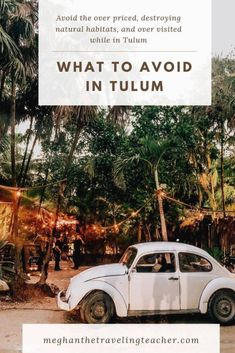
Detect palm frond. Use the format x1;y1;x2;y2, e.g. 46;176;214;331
54;106;99;133
10;15;35;43
113;155;140;189
139;137;172;165
3;56;26;82
0;134;9;154
107;106;131;126
0;25;20;63
0;0;7;14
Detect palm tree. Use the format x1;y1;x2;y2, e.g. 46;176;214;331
38;105;131;283
0;0;37;283
51;106;99;232
53;106;99;175
0;0;37;186
37;106;99;285
114;137;171;241
210;57;235;216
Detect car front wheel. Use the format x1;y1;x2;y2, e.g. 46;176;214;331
208;290;235;325
80;291;114;323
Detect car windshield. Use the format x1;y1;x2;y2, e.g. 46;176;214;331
119;247;137;268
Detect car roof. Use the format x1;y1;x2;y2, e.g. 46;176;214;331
131;241;209;255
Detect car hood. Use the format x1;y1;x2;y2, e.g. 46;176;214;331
229;272;235;279
70;263;127;284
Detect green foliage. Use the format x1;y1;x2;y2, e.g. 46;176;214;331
207;247;223;262
0;6;234;251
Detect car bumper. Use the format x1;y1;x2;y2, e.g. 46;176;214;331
57;290;70;311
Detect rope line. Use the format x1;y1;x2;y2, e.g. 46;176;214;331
0;179;67;192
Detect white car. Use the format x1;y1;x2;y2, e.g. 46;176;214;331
58;242;235;324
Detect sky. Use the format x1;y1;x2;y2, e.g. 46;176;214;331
213;0;235;56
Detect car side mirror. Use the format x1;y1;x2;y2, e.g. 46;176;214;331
131;267;137;273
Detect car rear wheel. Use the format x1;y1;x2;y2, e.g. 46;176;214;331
80;291;114;323
208;290;235;325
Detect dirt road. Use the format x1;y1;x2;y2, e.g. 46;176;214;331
0;261;234;353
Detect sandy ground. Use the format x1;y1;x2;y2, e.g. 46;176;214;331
0;260;234;353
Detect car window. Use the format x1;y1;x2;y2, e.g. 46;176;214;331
136;252;176;273
179;252;212;272
119;247;137;268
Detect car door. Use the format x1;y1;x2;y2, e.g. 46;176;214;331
178;252;217;310
129;252;180;312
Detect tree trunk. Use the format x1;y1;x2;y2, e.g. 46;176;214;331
145;224;151;242
21;127;40;187
11;239;26;298
37;159;54;283
37;236;54;285
35;168;50;235
206;152;217;218
52;112;83;235
14;238;24;276
39;110;84;284
154;227;161;240
0;70;6;103
220;120;226;217
154;166;168;241
9;78;20;244
10;194;21;242
63;110;83;177
137;222;142;243
18;116;34;186
8;123;22;278
10;78;17;186
52;181;65;237
10;195;25;289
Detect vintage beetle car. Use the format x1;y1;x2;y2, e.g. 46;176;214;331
58;242;235;324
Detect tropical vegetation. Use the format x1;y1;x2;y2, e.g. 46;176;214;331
0;1;235;286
